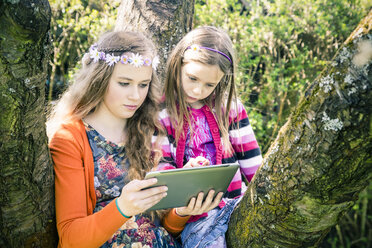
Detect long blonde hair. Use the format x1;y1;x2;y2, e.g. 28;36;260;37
164;26;237;152
47;31;163;180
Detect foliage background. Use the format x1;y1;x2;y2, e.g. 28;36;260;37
48;0;371;247
48;0;120;100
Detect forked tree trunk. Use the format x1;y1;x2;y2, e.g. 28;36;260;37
0;1;57;247
115;0;195;79
227;11;372;247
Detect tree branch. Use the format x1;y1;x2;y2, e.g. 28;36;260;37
227;10;372;248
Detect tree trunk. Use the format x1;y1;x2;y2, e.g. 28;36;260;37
227;10;372;248
115;0;195;79
0;1;57;247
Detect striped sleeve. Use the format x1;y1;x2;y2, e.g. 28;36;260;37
157;109;177;171
229;100;263;182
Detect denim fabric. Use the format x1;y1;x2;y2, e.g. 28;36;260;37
181;197;242;248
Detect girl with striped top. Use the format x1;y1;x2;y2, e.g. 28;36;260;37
158;26;263;247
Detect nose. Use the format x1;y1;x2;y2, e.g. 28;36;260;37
192;85;202;96
129;85;140;100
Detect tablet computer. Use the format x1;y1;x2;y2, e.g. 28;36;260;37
144;162;239;210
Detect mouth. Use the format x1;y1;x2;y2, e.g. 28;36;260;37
124;105;138;110
187;96;198;101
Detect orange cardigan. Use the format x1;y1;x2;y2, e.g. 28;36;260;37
49;120;189;248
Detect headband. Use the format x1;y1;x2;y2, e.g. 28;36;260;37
186;44;232;64
89;43;160;70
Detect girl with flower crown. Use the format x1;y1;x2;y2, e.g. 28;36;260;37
158;26;264;247
47;30;215;248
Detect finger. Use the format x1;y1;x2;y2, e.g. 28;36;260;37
138;185;168;199
199;191;222;213
191;161;201;167
199;190;215;212
133;191;168;212
141;191;168;207
204;195;223;212
195;156;210;166
201;160;210;166
178;197;196;215
180;197;196;215
185;157;198;167
195;156;205;162
194;192;204;209
125;178;158;192
202;190;215;206
211;192;224;206
192;159;205;167
187;197;196;209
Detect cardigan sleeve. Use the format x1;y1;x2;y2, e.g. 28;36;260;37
162;209;191;236
50;125;129;248
228;101;263;182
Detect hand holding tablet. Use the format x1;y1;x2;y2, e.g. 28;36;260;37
144;163;239;211
175;188;224;216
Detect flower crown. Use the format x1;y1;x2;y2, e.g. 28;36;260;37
89;44;160;70
186;44;232;64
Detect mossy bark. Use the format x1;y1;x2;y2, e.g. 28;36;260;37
0;1;57;247
115;0;195;80
227;11;372;248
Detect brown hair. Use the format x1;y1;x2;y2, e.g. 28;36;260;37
47;30;163;180
164;26;237;152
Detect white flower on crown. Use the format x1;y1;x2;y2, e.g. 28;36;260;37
152;56;160;71
105;54;120;66
130;53;144;67
87;44;160;70
89;48;100;63
190;44;200;52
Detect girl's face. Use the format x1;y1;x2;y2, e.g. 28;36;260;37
181;60;224;109
101;60;152;121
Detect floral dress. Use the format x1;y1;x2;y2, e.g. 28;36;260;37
84;122;180;248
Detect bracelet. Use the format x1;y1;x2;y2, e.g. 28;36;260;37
115;198;132;218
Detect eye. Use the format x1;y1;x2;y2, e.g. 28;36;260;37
189;76;197;81
118;82;129;87
206;84;216;88
139;83;149;88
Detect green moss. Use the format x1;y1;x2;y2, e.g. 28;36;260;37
6;0;21;4
349;138;363;149
292;195;355;232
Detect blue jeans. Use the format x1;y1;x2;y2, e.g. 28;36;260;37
181;197;242;248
